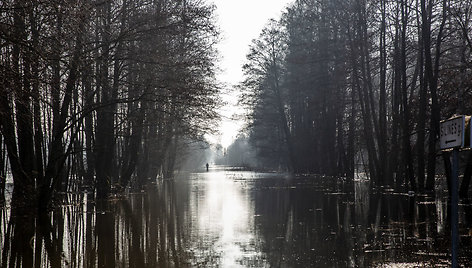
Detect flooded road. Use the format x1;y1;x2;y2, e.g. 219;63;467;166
1;167;472;267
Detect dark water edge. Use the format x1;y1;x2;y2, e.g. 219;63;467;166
1;169;472;267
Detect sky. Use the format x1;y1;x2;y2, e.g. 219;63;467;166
211;0;293;148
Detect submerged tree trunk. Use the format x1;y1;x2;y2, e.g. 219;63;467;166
400;0;416;191
347;88;356;179
39;27;84;208
1;1;36;203
83;64;95;188
416;11;427;191
378;0;388;186
119;106;145;189
95;1;116;198
425;0;447;191
347;20;378;183
276;87;296;173
391;18;402;189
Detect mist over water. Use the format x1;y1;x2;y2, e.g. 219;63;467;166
1;167;471;267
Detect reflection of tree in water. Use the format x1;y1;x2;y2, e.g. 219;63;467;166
1;207;35;267
463;199;472;263
251;177;469;267
0;180;191;267
252;177;355;267
1;175;472;266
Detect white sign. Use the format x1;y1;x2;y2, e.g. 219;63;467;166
440;116;465;150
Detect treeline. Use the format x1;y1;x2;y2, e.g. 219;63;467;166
213;135;256;168
240;0;472;192
0;0;220;208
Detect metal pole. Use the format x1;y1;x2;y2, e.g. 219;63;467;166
451;149;459;268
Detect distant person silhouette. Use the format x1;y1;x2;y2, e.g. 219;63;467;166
206;163;209;172
0;175;4;199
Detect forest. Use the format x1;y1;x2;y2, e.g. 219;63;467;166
3;0;472;266
237;0;472;194
0;0;220;208
2;0;472;210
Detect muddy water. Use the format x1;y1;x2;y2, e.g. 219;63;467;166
1;167;472;267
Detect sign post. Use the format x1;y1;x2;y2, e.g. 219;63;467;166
451;148;459;268
439;115;470;268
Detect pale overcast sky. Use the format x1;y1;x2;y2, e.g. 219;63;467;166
212;0;293;147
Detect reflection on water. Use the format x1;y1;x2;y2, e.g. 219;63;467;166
189;171;265;267
1;168;472;267
187;171;266;267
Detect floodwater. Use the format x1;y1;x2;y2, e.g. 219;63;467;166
1;167;472;267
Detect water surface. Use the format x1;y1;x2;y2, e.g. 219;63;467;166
1;167;472;267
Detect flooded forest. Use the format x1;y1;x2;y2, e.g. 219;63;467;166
1;0;472;267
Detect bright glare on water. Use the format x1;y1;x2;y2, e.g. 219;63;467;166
1;166;472;267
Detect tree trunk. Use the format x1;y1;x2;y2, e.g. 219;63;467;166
416;7;427;191
95;1;115;198
400;0;416;191
39;9;86;209
347;21;379;183
1;0;37;203
119;107;145;189
347;88;356;179
391;20;402;189
0;137;5;203
83;63;95;188
378;0;388;186
425;0;447;191
460;152;472;198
